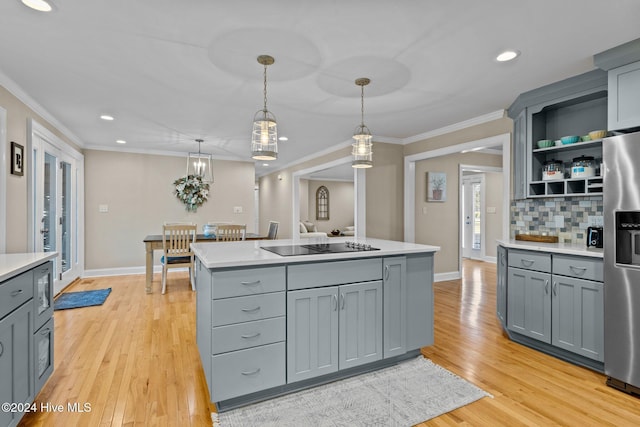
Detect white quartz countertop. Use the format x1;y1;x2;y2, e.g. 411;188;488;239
497;239;603;258
192;237;440;269
0;252;58;282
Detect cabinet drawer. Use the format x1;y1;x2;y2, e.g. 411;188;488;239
211;342;285;402
212;292;285;327
212;266;285;299
212;316;285;355
553;255;603;282
0;270;34;318
508;249;551;272
288;258;382;290
34;317;54;393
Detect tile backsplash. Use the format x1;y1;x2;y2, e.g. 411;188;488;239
510;196;603;244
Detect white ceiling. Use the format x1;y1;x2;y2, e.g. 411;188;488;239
2;1;640;177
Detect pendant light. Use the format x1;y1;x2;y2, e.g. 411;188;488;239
352;77;373;168
186;139;213;183
251;55;278;161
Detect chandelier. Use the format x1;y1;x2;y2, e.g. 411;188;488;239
186;139;213;183
251;55;278;161
352;77;373;168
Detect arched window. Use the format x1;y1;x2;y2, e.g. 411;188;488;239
316;186;329;220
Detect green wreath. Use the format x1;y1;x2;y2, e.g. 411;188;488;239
174;175;209;212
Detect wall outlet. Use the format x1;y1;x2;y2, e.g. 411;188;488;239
486;206;496;214
98;204;109;213
233;206;243;214
422;206;427;215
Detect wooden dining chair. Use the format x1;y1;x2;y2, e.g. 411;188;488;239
267;221;279;239
216;224;246;241
161;223;197;294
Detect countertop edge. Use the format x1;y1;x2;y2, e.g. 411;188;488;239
192;238;440;269
497;239;603;258
0;252;58;283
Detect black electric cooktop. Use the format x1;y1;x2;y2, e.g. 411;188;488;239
261;242;380;257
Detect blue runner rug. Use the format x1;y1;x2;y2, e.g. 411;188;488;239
54;288;112;310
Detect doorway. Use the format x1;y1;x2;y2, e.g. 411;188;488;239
461;173;484;260
28;120;84;294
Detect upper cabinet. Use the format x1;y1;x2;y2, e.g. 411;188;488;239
594;38;640;132
508;70;608;199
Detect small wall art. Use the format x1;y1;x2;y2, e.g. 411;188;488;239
427;172;446;202
11;141;24;176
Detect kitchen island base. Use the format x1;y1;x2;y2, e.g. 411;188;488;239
192;238;438;410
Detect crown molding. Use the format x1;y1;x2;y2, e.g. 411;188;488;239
0;70;85;148
402;110;505;144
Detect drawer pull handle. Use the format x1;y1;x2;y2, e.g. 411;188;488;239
241;368;261;376
240;280;261;286
241;306;261;313
10;289;23;297
0;342;3;357
384;265;390;280
569;266;587;275
332;294;338;311
553;282;557;296
241;332;261;339
41;328;51;336
521;259;535;267
340;293;345;310
545;280;549;294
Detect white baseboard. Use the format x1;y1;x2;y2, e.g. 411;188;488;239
434;271;461;282
483;256;497;264
82;265;186;278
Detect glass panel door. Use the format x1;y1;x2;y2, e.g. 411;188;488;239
61;161;72;273
42;152;57;254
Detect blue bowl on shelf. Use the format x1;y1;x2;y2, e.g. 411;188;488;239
560;135;580;145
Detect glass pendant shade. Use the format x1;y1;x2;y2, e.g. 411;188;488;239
352;126;373;168
186;139;213;183
251;110;278;160
251;55;278;161
352;77;373;168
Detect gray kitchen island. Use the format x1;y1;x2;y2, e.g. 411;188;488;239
191;237;439;410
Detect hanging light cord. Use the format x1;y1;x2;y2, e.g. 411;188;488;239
360;84;365;128
263;63;268;113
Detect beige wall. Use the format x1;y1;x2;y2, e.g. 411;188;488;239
84;150;255;270
259;142;404;241
306;180;354;233
366;143;404;241
406;117;511;274
485;171;504;258
1;85;82;253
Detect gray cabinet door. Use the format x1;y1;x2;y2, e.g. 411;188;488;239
608;61;640;131
552;276;604;361
0;302;33;427
287;286;339;383
383;257;406;358
512;109;527;200
405;254;434;351
496;246;507;327
339;281;383;370
507;267;551;343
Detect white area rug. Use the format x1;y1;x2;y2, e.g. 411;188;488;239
212;356;491;427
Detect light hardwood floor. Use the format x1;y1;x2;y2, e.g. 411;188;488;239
19;261;640;426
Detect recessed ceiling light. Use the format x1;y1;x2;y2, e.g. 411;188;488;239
116;140;126;144
262;163;269;167
496;50;520;62
100;115;114;121
21;0;52;12
278;136;288;141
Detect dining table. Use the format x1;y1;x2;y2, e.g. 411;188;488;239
142;233;265;293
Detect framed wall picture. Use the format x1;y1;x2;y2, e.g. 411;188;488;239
427;172;446;202
11;141;24;176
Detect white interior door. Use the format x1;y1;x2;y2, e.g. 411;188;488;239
462;174;484;260
31;131;80;294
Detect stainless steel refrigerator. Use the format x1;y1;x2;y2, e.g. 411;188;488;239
603;130;640;395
